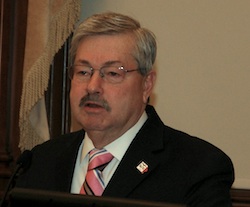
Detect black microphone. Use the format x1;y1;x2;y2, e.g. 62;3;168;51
0;150;32;207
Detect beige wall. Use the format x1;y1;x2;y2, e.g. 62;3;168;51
80;0;250;189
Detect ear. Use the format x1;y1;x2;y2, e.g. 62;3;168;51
142;70;156;104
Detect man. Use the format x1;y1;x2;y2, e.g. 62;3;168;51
16;12;234;207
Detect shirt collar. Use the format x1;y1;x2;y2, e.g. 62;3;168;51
81;111;148;162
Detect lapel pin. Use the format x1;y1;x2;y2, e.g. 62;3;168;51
136;161;149;174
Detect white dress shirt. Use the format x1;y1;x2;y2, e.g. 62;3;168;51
70;111;148;194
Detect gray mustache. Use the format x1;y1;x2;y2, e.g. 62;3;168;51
79;94;111;112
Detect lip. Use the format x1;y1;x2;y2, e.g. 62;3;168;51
83;101;105;112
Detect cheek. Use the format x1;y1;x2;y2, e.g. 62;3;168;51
119;84;144;105
70;90;76;104
70;84;85;107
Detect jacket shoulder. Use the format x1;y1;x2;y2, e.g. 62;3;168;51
31;130;84;156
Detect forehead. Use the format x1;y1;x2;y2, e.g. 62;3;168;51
74;34;137;66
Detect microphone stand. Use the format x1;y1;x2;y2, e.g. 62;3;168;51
0;164;22;207
0;150;32;207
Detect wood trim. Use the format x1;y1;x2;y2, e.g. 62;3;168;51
231;189;250;207
45;37;71;139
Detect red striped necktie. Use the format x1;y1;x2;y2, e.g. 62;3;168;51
80;148;113;196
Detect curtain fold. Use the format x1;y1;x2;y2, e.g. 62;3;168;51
19;0;81;151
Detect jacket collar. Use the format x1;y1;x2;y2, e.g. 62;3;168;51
103;105;166;197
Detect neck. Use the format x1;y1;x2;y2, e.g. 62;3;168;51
86;110;147;149
87;129;124;149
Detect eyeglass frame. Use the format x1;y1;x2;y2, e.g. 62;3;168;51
68;64;141;84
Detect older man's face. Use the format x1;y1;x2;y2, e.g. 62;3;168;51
70;33;155;145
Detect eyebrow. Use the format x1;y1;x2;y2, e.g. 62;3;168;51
76;60;122;67
103;60;122;66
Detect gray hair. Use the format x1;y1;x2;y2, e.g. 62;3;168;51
69;12;157;75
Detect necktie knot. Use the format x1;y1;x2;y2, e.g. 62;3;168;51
88;148;113;171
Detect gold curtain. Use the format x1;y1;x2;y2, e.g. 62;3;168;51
19;0;81;151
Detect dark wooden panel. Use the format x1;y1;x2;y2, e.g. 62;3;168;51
0;0;28;197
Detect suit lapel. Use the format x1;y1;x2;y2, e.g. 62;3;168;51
55;131;84;191
103;106;166;197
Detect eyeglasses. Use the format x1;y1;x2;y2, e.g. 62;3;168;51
68;65;140;84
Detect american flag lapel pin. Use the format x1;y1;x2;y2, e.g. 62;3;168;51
136;161;149;174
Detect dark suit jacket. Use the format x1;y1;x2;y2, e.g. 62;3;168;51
16;105;234;207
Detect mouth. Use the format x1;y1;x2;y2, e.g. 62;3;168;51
84;102;104;108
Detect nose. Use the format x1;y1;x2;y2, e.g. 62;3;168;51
86;70;104;94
